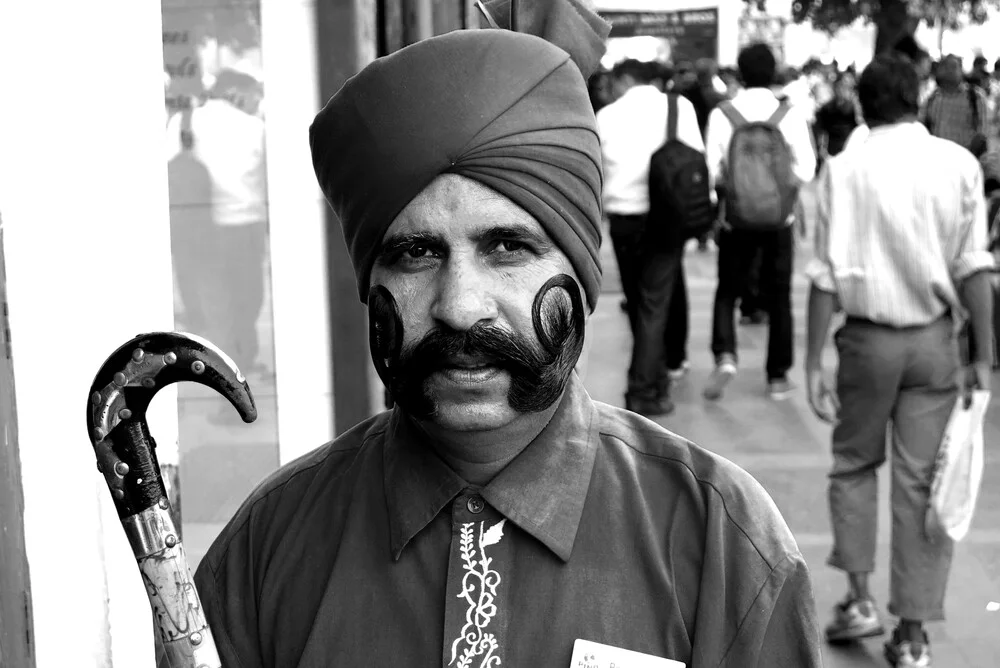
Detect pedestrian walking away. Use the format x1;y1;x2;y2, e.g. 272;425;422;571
704;42;817;402
805;54;995;668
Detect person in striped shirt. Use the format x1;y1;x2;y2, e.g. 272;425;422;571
921;54;990;159
804;54;995;668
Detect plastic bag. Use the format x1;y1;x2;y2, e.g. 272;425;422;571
925;390;990;542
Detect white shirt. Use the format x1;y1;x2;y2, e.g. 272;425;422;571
841;124;869;153
705;87;817;191
596;85;705;215
165;99;268;226
807;123;993;327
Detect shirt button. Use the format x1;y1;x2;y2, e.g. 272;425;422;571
466;495;485;514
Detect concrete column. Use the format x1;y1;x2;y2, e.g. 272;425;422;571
0;2;175;667
260;0;338;464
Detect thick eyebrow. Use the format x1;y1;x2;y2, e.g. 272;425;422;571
376;231;444;265
474;224;552;249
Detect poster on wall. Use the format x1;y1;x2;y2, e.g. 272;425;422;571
738;15;787;64
600;9;719;63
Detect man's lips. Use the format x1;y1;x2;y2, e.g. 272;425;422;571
431;356;503;384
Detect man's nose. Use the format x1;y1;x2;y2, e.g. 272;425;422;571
429;259;499;332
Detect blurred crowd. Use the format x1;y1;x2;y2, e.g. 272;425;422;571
591;35;997;667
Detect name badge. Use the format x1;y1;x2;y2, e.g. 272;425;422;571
569;639;685;668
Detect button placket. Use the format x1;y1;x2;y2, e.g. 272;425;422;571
466;494;485;514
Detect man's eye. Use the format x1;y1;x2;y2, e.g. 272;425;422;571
494;240;528;254
404;244;433;259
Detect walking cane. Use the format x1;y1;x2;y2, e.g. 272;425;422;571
87;332;257;668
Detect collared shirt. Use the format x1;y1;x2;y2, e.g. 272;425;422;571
705;87;817;191
806;122;994;327
597;85;705;215
920;83;989;150
195;374;822;668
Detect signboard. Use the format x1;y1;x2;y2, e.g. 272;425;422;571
601;9;718;62
738;15;787;64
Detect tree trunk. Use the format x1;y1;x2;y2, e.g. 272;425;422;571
873;0;918;54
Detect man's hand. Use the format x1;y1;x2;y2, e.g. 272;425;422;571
806;366;840;424
958;360;993;407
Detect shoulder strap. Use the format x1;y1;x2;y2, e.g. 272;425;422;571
718;100;748;128
967;86;981;127
666;92;678;141
766;100;791;126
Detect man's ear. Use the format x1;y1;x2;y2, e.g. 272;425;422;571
574;313;592;382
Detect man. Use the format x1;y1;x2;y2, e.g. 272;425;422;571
704;42;816;401
922;54;989;158
967;54;990;93
192;2;824;665
806;54;994;668
597;58;703;416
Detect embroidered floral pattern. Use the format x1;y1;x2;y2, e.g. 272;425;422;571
450;519;506;668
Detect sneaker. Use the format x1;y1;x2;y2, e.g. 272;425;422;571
768;377;795;400
824;596;885;644
703;355;737;400
667;362;690;381
884;628;931;667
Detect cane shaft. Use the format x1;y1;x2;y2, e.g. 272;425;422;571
125;499;220;668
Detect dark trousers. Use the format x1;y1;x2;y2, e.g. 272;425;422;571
740;247;765;316
627;240;688;400
608;214;646;336
711;225;794;381
827;317;958;620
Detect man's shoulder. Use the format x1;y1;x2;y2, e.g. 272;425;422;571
593;403;798;567
250;411;390;501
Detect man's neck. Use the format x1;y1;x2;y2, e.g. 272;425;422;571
414;399;562;486
940;81;963;93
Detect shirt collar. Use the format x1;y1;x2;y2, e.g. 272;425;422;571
867;121;928;138
382;372;600;562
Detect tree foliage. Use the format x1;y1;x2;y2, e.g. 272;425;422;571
746;0;998;36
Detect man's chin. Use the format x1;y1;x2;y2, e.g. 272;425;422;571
422;399;519;432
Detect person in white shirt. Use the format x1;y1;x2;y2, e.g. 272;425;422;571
596;59;705;417
703;42;816;401
165;68;269;379
805;54;993;667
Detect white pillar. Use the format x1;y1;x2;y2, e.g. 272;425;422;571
259;0;338;465
0;2;175;666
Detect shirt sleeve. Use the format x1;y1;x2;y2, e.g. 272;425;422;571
721;553;824;668
782;107;817;184
194;519;264;668
675;94;706;153
704;106;730;193
949;159;995;282
975;88;989;136
805;163;838;293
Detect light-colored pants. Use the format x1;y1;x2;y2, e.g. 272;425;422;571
827;316;958;621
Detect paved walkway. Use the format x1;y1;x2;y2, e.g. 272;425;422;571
584;236;1000;667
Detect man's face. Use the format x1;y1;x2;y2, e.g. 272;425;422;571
368;175;585;433
940;57;963;86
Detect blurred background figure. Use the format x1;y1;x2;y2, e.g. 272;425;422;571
814;69;862;171
165;67;269;383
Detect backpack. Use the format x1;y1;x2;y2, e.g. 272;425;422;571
719;100;800;230
647;93;715;241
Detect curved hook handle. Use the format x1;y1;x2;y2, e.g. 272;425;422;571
87;331;256;518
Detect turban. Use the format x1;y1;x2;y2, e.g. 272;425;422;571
309;0;611;311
